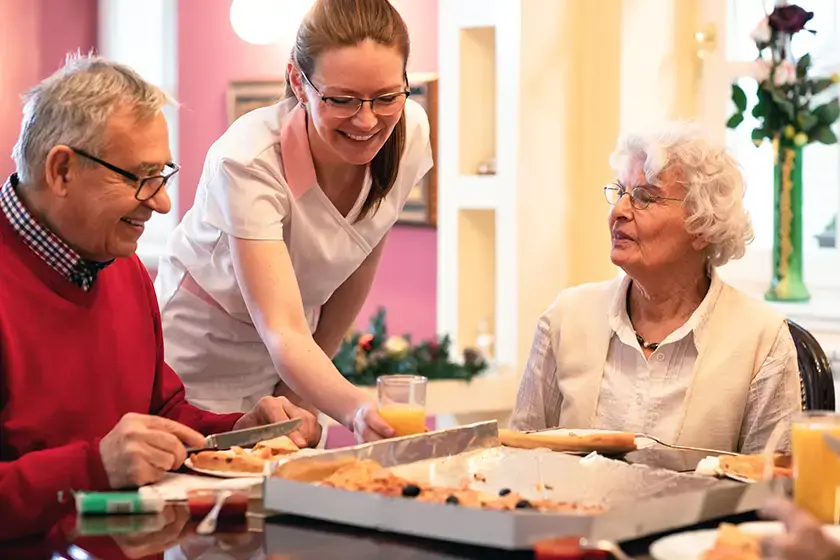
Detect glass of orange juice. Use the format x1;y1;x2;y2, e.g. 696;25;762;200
792;411;840;524
377;374;427;437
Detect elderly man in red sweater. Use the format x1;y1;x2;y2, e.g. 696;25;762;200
0;54;322;540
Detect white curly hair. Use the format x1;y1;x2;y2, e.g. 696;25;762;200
608;122;754;268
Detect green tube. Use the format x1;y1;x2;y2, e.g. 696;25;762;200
74;491;164;515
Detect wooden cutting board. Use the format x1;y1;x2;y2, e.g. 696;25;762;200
498;429;638;455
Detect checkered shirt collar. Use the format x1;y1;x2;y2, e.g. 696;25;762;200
0;174;110;290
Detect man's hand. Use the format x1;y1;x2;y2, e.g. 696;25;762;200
234;396;321;448
760;497;840;560
99;413;206;489
352;401;395;444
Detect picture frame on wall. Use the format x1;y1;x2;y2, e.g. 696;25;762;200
227;80;287;124
398;73;438;227
225;75;438;228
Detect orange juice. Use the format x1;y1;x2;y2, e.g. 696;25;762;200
792;420;840;523
378;404;426;437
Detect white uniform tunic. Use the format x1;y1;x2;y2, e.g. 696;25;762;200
154;97;433;413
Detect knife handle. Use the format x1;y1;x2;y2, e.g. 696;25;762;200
185;435;215;455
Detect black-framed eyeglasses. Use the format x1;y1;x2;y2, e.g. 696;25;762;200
71;147;180;202
604;181;684;210
299;70;411;118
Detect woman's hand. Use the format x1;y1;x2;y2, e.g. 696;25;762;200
352;401;395;443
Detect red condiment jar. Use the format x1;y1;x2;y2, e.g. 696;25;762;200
533;536;609;560
186;489;250;519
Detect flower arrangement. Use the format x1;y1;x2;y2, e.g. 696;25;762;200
332;307;489;386
726;3;839;146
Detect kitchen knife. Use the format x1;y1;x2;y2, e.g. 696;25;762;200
185;418;302;453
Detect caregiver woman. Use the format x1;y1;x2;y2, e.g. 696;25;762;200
154;0;433;444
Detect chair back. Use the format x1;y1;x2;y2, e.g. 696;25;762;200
787;319;836;411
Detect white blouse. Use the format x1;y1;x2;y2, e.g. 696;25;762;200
510;273;802;454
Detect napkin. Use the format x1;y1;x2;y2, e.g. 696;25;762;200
695;455;722;476
139;473;262;502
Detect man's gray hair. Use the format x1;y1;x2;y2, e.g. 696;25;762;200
609;122;755;268
12;51;175;184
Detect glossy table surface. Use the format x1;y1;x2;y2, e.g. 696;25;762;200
0;448;763;559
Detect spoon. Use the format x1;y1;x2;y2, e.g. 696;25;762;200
196;490;232;535
579;537;632;560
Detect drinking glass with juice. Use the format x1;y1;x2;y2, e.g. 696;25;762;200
792;411;840;524
377;374;427;437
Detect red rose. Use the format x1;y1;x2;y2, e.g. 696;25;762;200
359;333;374;351
768;4;813;34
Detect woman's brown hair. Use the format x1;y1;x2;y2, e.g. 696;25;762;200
284;0;410;221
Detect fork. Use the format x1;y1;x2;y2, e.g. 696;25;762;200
636;433;739;457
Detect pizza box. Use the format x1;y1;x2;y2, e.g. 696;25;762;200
262;422;785;550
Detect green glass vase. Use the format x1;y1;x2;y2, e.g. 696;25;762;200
765;142;810;302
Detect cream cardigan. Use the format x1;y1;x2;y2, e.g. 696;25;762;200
528;275;800;452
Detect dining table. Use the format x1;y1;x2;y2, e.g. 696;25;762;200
0;448;768;560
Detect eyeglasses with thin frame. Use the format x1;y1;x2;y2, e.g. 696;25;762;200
71;148;180;202
604;181;684;210
299;70;411;118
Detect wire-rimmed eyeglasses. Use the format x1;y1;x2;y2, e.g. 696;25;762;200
299;70;411;118
604;181;684;210
71;148;180;202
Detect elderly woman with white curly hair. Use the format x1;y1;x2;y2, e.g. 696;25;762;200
510;123;802;454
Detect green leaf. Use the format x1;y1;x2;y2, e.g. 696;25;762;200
731;83;748;113
779;101;795;121
814;100;840;125
796;54;811;79
726;112;745;129
811;126;838;145
751;127;768;144
810;78;834;95
797;111;819;132
770;87;788;104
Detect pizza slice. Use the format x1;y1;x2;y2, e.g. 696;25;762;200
189;434;303;475
717;454;793;482
189;447;266;474
498;429;637;454
701;523;761;560
253;435;300;456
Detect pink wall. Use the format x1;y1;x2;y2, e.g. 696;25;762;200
178;0;438;340
0;0;97;180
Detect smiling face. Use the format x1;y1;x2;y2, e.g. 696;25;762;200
608;158;707;278
293;39;406;167
45;104;173;261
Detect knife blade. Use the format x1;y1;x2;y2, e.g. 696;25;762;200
185;418;302;453
824;433;840;456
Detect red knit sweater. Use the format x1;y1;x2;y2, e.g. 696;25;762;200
0;213;242;540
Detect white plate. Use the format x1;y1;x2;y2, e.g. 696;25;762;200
650;522;840;560
184;457;265;479
533;428;656;452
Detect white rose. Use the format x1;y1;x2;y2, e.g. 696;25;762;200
750;17;772;44
773;60;797;86
750;58;772;83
